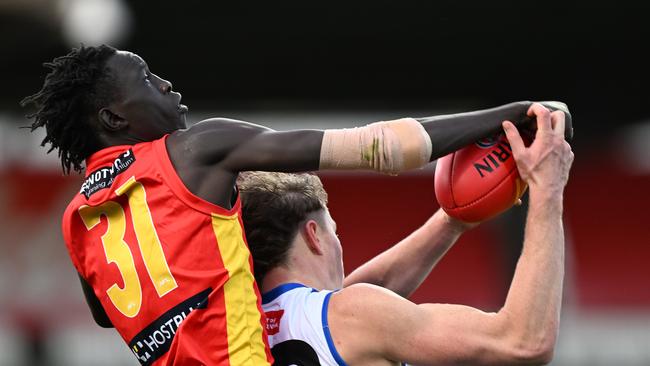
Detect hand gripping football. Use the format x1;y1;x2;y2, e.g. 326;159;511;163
434;133;527;223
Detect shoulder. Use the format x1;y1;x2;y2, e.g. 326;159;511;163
329;283;419;331
327;284;388;341
172;117;272;144
327;284;419;364
166;117;274;165
330;283;410;311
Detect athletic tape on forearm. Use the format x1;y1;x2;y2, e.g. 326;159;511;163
319;118;432;174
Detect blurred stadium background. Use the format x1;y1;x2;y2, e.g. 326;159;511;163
1;1;649;365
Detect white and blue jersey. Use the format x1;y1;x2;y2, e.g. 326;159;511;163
262;283;348;366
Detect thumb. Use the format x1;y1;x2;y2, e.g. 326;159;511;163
502;121;525;156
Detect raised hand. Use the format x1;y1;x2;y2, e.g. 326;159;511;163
502;103;574;196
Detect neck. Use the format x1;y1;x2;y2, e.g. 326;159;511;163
260;240;341;294
261;264;335;294
261;268;315;293
101;134;149;147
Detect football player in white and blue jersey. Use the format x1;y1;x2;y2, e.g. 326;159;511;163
239;105;572;366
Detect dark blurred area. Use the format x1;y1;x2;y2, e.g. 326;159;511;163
3;1;650;144
1;1;649;365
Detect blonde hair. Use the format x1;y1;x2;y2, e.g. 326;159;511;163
238;171;328;283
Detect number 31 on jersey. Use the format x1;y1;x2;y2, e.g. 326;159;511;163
79;177;178;317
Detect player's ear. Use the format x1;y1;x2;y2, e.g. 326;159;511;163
302;219;324;256
98;108;128;132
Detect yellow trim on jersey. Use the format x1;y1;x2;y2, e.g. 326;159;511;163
211;212;270;366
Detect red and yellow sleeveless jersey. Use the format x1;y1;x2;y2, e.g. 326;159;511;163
61;136;273;366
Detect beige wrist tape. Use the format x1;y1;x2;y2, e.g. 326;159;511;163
319;118;432;174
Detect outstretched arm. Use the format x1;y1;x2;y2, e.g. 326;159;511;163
167;102;571;207
328;104;574;365
171;101;571;175
169;118;323;173
418;100;572;159
342;209;474;298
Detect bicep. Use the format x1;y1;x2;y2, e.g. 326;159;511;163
178;118;323;173
221;129;324;172
333;284;510;365
396;303;511;365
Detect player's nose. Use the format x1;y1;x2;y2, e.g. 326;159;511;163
160;79;172;94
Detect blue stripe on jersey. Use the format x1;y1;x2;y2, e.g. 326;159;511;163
322;292;348;366
261;283;307;304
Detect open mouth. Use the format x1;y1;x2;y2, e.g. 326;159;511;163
178;104;188;114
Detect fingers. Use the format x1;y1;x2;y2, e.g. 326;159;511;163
551;110;565;137
527;103;552;133
502;121;525;156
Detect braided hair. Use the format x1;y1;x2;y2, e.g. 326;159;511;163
20;45;117;174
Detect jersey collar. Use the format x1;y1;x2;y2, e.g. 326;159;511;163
85;144;133;175
261;283;309;304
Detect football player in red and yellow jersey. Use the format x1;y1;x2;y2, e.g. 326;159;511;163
22;44;571;365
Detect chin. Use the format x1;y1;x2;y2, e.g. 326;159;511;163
168;113;186;130
177;115;187;129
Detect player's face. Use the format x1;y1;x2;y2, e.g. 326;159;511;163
321;210;344;287
105;51;187;140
